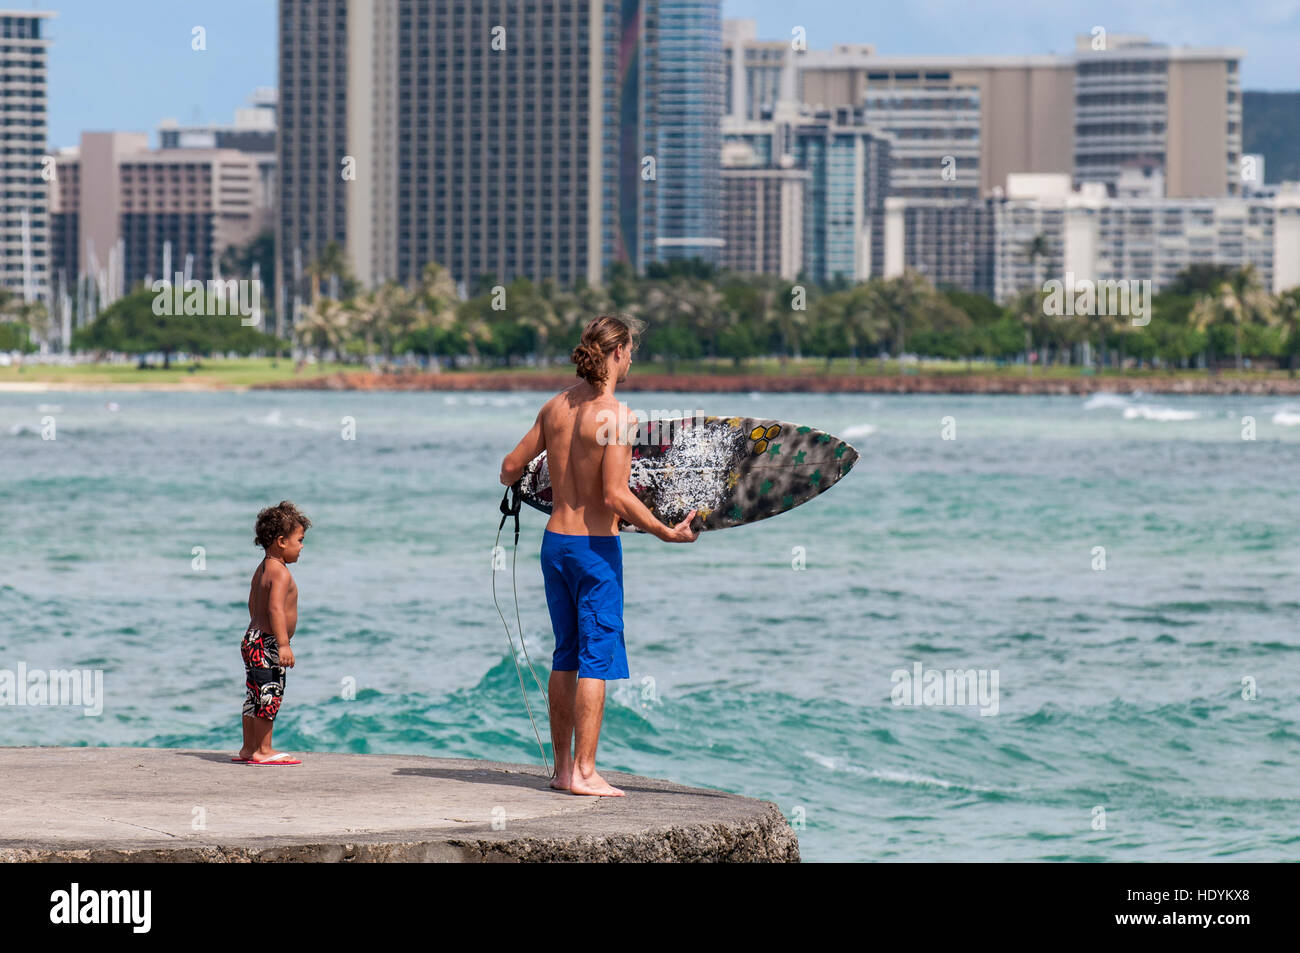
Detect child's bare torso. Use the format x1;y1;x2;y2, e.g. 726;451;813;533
248;558;298;636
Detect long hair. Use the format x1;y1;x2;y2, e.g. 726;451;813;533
571;313;645;387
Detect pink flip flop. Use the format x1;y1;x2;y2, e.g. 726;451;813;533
247;753;302;765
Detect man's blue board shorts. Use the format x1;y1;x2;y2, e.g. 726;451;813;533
540;530;628;680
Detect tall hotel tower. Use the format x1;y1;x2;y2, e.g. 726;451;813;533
278;1;722;317
0;10;53;303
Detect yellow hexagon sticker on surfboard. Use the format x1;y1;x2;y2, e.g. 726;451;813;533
751;423;780;455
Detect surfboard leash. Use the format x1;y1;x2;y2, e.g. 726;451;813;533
493;480;552;777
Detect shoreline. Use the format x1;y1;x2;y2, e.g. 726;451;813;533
6;370;1300;395
0;379;238;393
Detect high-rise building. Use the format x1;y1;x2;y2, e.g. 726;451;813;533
0;10;54;303
653;1;724;265
777;29;1242;201
724;103;891;283
51;133;269;293
159;89;277;227
278;0;722;319
278;0;349;322
881;198;995;296
1071;34;1243;198
720;142;808;279
798;47;1075;201
883;174;1300;302
723;19;797;123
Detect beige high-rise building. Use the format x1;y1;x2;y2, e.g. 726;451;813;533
52;133;268;293
799;49;1073;202
728;23;1245;201
1071;34;1243;198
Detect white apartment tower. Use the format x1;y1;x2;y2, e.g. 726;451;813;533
0;10;53;303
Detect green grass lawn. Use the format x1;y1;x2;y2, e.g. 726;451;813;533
0;358;354;387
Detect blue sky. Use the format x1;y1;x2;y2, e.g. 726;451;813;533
39;0;1300;150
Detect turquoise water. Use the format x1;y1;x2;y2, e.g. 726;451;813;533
3;388;1299;862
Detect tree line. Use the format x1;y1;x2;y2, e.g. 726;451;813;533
8;228;1300;375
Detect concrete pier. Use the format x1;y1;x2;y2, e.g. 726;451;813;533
0;747;799;862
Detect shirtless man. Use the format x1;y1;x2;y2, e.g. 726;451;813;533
235;501;311;766
500;314;699;796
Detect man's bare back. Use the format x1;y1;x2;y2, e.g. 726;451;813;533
540;383;624;536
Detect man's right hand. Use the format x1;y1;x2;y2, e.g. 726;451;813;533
660;509;701;543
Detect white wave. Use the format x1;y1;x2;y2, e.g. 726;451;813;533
802;749;838;771
802;749;994;791
841;423;877;440
1122;404;1199;422
1272;411;1300;427
250;409;284;427
290;417;332;431
35;404;61;413
1082;392;1130;411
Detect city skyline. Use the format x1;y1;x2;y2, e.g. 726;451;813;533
35;1;1300;151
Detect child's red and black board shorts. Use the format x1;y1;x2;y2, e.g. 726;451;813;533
241;624;286;720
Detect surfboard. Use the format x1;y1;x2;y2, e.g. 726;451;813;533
518;415;859;532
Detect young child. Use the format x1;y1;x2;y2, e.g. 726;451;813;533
234;500;311;765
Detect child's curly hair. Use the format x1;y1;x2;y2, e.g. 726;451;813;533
254;501;312;549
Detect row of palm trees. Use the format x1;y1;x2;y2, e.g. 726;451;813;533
289;250;1300;374
291;252;986;371
998;263;1300;373
15;233;1296;374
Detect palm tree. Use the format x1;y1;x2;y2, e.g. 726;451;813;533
413;261;460;368
1023;233;1051;290
680;278;728;367
632;281;684;372
765;281;809;368
521;277;570;364
378;282;420;362
1190;266;1274;372
294;298;351;363
306;242;353;306
1275;288;1300;377
1009;287;1047;374
814;287;881;371
867;271;942;368
345;289;383;366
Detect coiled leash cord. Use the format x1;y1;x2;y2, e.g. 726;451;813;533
493;481;552;777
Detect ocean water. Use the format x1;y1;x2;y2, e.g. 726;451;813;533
2;387;1299;862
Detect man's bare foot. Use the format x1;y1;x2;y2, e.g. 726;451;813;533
569;769;625;797
549;766;572;791
235;748;254;761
